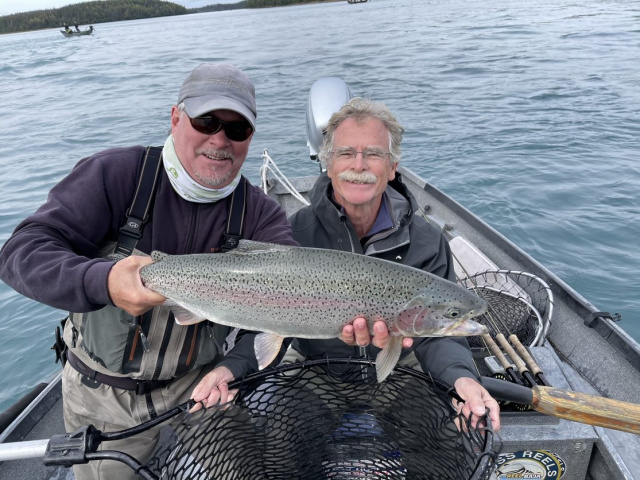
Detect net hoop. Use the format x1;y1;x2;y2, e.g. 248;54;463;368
459;269;554;347
151;358;501;480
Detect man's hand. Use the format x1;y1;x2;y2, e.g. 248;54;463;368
190;366;236;413
340;317;413;349
452;377;501;431
107;255;166;316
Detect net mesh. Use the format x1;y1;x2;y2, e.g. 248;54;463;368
150;360;500;480
458;270;554;348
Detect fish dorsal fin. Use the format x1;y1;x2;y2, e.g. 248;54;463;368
232;240;294;255
151;250;169;262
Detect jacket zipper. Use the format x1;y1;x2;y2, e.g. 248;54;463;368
340;217;356;253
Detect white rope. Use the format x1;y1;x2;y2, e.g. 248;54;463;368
260;149;310;206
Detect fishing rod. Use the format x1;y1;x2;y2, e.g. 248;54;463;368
494;333;538;388
508;333;550;386
449;250;541;387
482;333;524;385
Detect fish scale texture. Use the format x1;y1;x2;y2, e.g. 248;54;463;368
140;243;487;339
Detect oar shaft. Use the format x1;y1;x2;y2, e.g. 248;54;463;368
0;439;48;461
533;386;640;435
481;376;640;435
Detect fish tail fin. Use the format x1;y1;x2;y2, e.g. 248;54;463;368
254;333;285;370
376;335;403;382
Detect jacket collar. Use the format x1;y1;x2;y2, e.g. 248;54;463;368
309;172;415;254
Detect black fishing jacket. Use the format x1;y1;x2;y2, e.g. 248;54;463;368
288;172;479;387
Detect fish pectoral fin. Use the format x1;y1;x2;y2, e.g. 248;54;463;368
150;250;169;262
164;300;207;325
254;333;285;370
233;240;294;255
375;335;404;382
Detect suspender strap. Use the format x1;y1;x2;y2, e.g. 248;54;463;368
221;176;247;252
114;146;163;258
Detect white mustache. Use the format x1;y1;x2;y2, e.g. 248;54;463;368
196;148;235;162
338;170;378;184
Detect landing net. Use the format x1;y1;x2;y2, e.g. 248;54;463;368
459;270;554;348
150;359;500;480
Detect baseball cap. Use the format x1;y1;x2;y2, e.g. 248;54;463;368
177;64;257;130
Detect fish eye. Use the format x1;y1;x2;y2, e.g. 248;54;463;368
447;309;460;318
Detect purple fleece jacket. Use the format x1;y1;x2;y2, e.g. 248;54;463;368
0;145;298;378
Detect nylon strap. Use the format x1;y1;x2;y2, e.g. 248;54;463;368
114;146;163;258
221;176;247;252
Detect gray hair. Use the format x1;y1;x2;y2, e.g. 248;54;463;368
318;97;404;168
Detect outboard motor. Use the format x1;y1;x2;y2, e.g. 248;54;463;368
305;77;353;169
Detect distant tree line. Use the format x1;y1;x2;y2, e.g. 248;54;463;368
0;0;187;34
244;0;337;7
0;0;340;34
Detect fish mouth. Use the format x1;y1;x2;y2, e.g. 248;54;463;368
441;317;488;336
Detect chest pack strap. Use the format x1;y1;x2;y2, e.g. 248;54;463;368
114;146;164;258
221;176;247;252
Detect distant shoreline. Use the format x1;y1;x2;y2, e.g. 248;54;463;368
0;0;347;35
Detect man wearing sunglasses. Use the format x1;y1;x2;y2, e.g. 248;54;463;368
0;63;296;480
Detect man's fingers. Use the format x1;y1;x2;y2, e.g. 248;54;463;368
353;317;369;346
217;382;230;404
341;324;356;346
370;321;388;348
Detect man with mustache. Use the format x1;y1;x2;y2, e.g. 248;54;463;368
287;97;500;431
0;64;296;480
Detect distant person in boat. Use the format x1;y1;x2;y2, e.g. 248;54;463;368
0;63;297;480
74;23;80;32
63;24;72;34
286;97;501;431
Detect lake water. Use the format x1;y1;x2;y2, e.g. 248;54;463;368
0;0;638;411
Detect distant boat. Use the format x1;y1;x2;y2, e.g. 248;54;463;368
347;0;368;3
60;26;94;37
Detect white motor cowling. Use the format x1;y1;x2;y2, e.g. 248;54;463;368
305;77;352;164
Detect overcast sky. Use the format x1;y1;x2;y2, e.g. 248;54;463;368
0;0;239;16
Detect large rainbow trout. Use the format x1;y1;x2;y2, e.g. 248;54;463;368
140;240;487;381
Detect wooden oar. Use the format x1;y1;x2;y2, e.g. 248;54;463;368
480;376;640;435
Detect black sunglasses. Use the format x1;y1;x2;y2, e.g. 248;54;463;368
188;113;253;142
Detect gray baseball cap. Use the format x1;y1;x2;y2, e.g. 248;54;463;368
177;64;257;130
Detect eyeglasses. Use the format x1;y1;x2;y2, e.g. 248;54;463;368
188;113;253;142
329;147;391;164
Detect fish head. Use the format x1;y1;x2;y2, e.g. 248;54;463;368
393;288;488;337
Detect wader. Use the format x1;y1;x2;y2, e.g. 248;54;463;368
58;147;247;480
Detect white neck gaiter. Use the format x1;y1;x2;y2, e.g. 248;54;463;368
162;135;241;203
